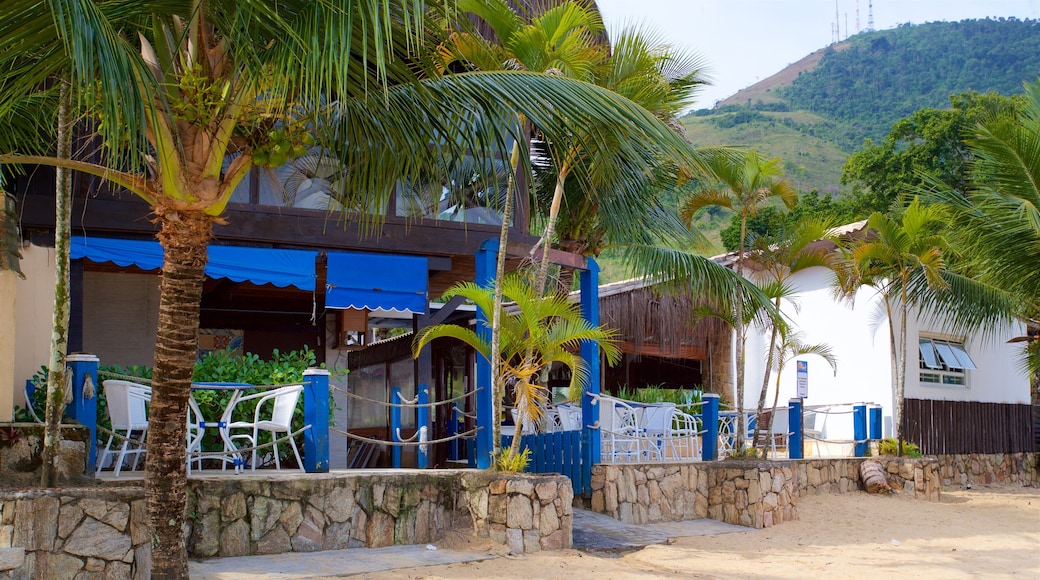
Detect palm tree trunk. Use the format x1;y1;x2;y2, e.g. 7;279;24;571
533;163;571;298
895;286;908;456
733;216;749;451
751;299;781;457
146;207;212;579
490;139;521;463
41;82;72;488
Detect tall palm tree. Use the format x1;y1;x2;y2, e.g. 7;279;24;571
1;2;715;573
678;151;797;449
745;217;835;455
412;273;621;459
763;331;837;451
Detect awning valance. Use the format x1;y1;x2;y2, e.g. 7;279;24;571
71;236;318;291
326;251;428;313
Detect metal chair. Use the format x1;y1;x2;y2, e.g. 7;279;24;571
97;380;151;476
226;385;304;471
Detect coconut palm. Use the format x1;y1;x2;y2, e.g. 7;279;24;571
1;2;717;573
677;151;798;450
745;216;836;455
412;273;621;460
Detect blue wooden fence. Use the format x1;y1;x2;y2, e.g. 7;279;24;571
467;428;593;496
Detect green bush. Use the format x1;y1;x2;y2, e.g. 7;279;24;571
878;437;923;458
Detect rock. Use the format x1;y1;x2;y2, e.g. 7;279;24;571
38;551;84;579
63;518;132;559
105;561;132;580
506;478;534;496
192;511;221;558
255;527;292;555
366;512;395;548
505;528;524;555
506;495;533;530
278;502;304;536
250;497;283;541
534;481;558;502
58;504;84;539
324;487;355;523
222;493;247;521
539;529;565;551
0;547;24;571
219;519;250;557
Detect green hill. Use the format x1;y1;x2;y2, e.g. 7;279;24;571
686;18;1040;195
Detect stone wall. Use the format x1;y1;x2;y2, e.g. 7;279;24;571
0;470;573;578
0;424;89;489
461;473;572;554
0;488;149;580
795;458;941;501
587;462;798;529
931;453;1038;487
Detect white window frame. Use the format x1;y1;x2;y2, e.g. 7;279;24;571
918;336;975;387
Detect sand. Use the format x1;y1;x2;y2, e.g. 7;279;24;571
362;483;1040;579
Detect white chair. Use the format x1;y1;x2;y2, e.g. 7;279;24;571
598;396;660;463
97;380;151;476
556;404;583;431
509;408;538;435
226;385;304;471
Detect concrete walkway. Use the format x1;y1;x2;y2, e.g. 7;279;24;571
572;509;749;554
189;545;496;579
189;513;749;578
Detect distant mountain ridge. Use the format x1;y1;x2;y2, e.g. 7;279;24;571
681;18;1040;195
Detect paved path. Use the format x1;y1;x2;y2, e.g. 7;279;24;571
189;513;749;577
189;545;496;579
572;509;749;554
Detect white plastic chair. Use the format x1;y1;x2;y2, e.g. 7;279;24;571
227;385;304;471
556;404;583;431
97;380;151;476
598;396;659;463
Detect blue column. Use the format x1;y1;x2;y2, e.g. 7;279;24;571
869;404;882;440
702;393;720;461
579;258;601;466
390;386;402;468
417;384;430;468
303;368;330;473
853;403;867;457
789;398;803;459
67;354;99;473
474;238;498;469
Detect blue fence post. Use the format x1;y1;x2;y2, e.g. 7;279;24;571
789;398;804;459
579;258;601;467
417;384;430;469
303;368;330;473
869;404;882;441
702;394;720;461
390;386;402;468
67;354;99;473
474;239;498;469
853;403;867;457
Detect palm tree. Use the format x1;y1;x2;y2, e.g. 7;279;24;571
1;2;715;573
678;151;797;449
763;331;837;452
412;273;621;460
745;217;836;455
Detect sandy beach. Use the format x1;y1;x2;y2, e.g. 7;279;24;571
362;483;1040;579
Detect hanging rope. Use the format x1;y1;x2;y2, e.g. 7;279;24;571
336;388;480;409
97;371;152;384
451;405;477;419
82;373;95;399
330;426;480;446
803;433;870;444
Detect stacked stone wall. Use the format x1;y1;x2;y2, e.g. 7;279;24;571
931;453;1038;487
0;424;89;489
461;473;572;554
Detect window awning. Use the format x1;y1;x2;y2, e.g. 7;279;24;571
71;236;318;291
326;251;428;313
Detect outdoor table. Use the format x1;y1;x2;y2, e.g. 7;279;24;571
187;382;254;473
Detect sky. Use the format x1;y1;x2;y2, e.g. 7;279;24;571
595;0;1040;108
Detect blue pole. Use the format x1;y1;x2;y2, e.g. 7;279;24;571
579;258;601;466
789;398;803;459
448;404;459;461
303;368;330;473
702;393;720;461
853;403;867;457
417;384;430;468
390;386;402;468
473;239;498;469
869;404;882;440
67;354;99;473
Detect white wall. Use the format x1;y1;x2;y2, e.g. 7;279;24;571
14;244;58;401
743;266;1031;439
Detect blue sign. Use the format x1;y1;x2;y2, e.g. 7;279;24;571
796;360;809;398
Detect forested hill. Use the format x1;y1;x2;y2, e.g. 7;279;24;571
681;18;1040;196
779;18;1040;142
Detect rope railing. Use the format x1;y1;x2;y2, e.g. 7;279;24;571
330;426;481;446
334;387;480;409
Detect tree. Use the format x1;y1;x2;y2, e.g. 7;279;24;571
677;151;797;450
745;217;835;456
763;331;837;451
412;273;621;460
1;2;715;573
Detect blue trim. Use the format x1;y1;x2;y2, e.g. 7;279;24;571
70;236;317;290
326;251;428;313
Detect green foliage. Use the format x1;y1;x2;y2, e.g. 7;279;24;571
878;437;922;458
781;19;1040;143
614;384;702;408
495;447;531;473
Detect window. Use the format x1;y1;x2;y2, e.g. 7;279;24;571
919;337;976;386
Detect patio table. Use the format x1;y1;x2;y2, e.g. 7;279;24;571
187;382;254;473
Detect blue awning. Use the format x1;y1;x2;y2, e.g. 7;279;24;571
326;251;428;313
71;236;318;291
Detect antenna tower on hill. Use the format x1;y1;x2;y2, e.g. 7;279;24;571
868;0;875;31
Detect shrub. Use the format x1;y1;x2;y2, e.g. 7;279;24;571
878;437;923;458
